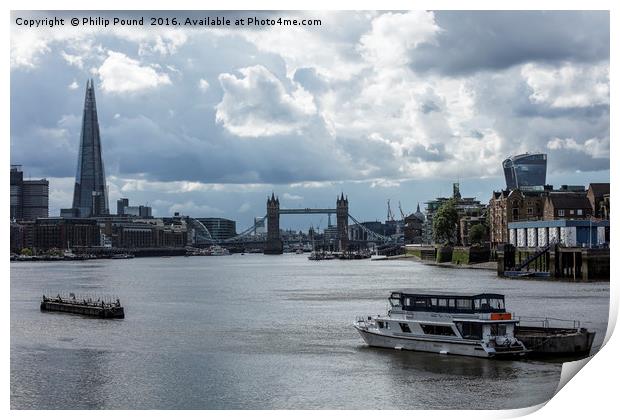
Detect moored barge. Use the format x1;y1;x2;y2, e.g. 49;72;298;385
514;318;595;358
40;293;125;319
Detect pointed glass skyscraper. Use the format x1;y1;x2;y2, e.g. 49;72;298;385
71;79;109;217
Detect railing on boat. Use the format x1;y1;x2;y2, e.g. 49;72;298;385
515;315;581;330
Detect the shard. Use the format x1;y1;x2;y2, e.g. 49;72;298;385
71;79;109;217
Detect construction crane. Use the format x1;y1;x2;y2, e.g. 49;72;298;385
398;201;406;220
387;200;395;222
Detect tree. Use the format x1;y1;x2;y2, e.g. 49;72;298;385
20;247;32;256
469;223;487;246
432;199;459;245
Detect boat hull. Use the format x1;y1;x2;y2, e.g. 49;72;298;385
355;326;526;359
41;301;125;319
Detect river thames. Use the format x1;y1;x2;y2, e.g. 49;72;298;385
10;254;609;409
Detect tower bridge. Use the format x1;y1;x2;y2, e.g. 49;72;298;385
264;193;349;254
217;193;394;252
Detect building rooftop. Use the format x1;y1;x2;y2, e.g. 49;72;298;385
546;193;591;209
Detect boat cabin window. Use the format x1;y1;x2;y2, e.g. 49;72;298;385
389;294;401;307
377;321;384;329
413;298;428;308
474;297;505;311
399;323;412;333
456;322;482;340
489;298;505;310
490;324;507;336
456;299;472;310
421;324;456;336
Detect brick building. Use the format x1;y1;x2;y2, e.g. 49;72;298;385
488;189;546;245
586;183;610;219
542;193;593;220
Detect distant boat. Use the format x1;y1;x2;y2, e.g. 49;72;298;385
111;253;135;259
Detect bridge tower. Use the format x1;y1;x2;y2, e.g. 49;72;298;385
265;193;283;254
337;193;349;252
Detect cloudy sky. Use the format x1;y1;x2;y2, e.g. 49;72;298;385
10;11;609;230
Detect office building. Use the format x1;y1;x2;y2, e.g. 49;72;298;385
65;79;109;217
117;198;152;218
10;165;49;221
502;153;547;191
196;218;237;240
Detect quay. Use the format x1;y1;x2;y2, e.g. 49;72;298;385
497;244;609;282
40;293;124;318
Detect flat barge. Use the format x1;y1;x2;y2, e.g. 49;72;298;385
40;293;125;319
514;318;595;358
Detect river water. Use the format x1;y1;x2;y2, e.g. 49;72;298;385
10;254;609;409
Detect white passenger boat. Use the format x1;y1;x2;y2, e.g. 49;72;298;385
354;290;528;358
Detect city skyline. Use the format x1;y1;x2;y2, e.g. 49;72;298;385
10;11;609;230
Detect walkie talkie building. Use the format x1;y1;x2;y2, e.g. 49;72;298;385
70;79;109;217
502;153;547;191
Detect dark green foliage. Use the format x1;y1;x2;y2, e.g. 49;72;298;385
432;199;458;244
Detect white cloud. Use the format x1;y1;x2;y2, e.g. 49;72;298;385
11;30;52;68
547;137;609;159
282;193;303;200
97;51;171;93
215;65;316;137
236;12;368;81
116;177;267;194
68;80;79;90
369;179;401;188
61;50;85;69
521;62;609;108
198;78;210;92
358;11;440;68
168;201;222;216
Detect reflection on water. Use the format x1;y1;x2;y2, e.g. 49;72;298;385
11;254;608;409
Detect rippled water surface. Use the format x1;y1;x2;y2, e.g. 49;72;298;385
10;254;609;409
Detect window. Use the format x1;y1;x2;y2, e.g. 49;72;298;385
421;324;456;336
489;298;505;310
377;321;384;329
558;209;565;217
456;299;472;310
456;322;482;340
399;323;412;333
413;298;428;308
430;298;438;307
569;209;574;215
490;324;507;336
577;209;583;216
438;298;448;307
527;207;533;215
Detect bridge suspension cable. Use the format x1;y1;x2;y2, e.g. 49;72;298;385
186;217;214;245
347;213;392;242
221;215;267;243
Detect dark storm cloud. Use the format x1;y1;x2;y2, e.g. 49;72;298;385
410;11;609;75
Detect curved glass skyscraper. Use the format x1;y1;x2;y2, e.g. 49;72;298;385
502;153;547;190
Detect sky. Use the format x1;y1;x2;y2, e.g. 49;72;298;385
10;10;610;231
